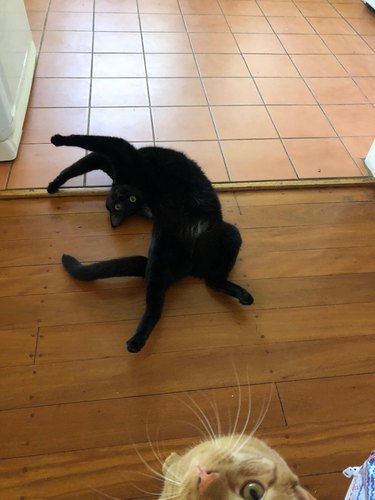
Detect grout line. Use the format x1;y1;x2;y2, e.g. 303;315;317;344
136;2;156;146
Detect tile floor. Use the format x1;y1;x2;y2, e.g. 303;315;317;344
1;0;375;190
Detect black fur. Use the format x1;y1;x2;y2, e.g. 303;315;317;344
50;134;253;353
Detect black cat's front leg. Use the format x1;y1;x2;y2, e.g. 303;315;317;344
47;152;114;193
51;134;136;159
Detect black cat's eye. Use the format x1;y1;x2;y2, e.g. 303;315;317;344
129;195;137;203
240;481;265;500
114;203;122;211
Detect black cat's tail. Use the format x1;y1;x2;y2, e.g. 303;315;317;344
62;254;147;281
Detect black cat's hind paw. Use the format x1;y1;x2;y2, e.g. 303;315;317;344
126;335;145;353
51;134;65;147
62;254;81;273
239;291;254;306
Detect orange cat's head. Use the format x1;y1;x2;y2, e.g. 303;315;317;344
160;435;316;500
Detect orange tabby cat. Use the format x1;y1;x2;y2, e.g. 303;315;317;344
160;435;316;500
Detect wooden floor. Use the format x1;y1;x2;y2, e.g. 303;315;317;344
0;187;375;500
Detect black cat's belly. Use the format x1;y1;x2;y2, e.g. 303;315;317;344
51;134;254;352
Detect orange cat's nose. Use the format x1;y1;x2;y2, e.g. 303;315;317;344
198;470;220;491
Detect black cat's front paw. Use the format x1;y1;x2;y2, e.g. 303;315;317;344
240;292;254;306
126;335;145;353
47;179;60;194
51;134;65;147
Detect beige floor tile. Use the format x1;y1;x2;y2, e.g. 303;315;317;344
22;108;89;144
94;12;140;31
7;144;84;189
278;34;329;54
94;0;137;12
93;32;142;52
156;141;229;181
226;16;272;34
255;78;316;104
184;14;230;32
196;54;251;77
267;17;314;34
93;54;145;77
46;12;93;30
284;138;362;178
268;105;336;138
29;78;91;107
203;78;262;105
353;77;375;102
212;106;277;140
0;163;11;189
148;78;206;106
145;54;199;77
305;77;368;104
143;33;192;53
42;31;93;52
322;104;375;136
89;108;153;141
190;33;239;53
91;79;149;107
221;139;296;181
320;34;373;54
152;107;217;140
138;0;180;14
244;54;299;77
220;0;263;15
291;54;348;77
35;53;92;78
140;14;185;31
50;0;94;11
235;33;286;54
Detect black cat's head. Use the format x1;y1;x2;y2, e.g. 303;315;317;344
106;184;151;228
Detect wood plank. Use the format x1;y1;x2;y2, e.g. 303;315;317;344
236;201;375;229
300;472;349;500
37;303;375;361
0;192;237;217
1;273;375;329
0;421;371;499
0;328;37;367
2;336;374;411
1;222;375;267
278;373;375;425
0;384;283;458
235;186;375;206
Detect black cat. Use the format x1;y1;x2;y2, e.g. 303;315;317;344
49;134;254;353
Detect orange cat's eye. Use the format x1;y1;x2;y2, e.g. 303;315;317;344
240;481;265;500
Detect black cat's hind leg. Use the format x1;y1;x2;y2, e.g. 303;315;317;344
47;152;113;193
126;235;192;353
191;222;254;306
62;254;147;281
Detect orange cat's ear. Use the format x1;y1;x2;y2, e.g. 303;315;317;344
162;452;180;475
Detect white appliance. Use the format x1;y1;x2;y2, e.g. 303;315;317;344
0;0;36;160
